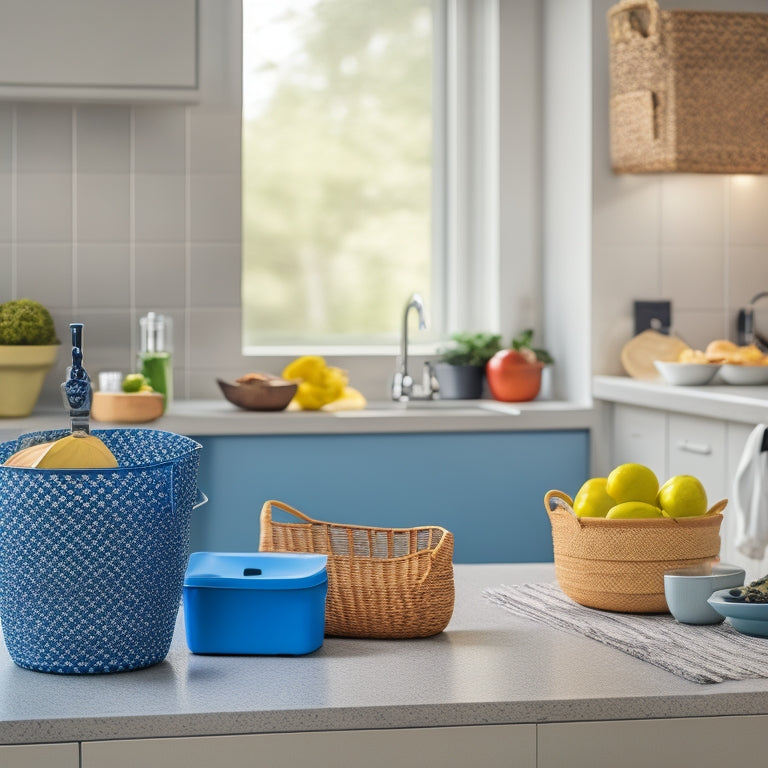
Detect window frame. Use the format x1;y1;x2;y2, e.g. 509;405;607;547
241;0;501;358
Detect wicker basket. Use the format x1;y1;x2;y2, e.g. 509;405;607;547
607;0;768;173
545;490;725;613
259;500;455;638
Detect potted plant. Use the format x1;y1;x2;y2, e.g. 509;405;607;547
434;332;502;399
0;299;60;417
486;329;553;403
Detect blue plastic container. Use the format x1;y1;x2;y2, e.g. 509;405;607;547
183;552;328;655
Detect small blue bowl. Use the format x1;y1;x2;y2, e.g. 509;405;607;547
664;563;745;625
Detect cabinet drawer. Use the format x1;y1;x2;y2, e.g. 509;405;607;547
0;743;78;768
611;404;666;481
667;414;726;502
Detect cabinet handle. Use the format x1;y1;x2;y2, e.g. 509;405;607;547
675;440;711;455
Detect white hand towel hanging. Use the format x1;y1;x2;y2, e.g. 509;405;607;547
733;423;768;560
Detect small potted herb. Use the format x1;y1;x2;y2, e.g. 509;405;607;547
434;332;503;399
0;299;60;417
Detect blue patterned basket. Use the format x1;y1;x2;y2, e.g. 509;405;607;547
0;428;203;674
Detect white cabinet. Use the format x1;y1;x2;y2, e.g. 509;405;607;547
610;404;666;481
0;743;79;768
0;0;198;103
538;714;768;768
608;404;758;567
81;725;536;768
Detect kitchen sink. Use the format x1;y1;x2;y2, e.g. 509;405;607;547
332;400;521;417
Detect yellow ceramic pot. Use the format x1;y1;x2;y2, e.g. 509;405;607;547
0;344;59;417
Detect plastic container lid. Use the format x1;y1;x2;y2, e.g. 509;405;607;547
184;552;328;590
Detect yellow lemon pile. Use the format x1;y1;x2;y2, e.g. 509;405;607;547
282;355;366;411
573;463;709;519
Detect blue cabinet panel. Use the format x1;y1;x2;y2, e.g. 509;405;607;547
189;430;589;563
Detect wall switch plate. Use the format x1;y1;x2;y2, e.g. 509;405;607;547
634;300;671;335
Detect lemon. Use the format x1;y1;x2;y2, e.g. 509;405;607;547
606;463;659;505
606;501;663;519
4;432;118;469
122;373;150;393
657;475;708;518
572;477;615;517
282;355;348;410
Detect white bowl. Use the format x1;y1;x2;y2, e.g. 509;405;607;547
653;360;721;386
718;364;768;386
664;563;745;625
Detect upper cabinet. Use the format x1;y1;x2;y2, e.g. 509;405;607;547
0;0;199;103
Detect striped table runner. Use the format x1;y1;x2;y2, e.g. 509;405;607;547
483;582;768;684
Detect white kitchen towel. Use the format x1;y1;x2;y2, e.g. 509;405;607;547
732;423;768;560
483;582;768;684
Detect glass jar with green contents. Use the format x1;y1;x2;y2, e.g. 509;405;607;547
139;312;173;412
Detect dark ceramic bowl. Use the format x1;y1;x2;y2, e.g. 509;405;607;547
217;375;298;411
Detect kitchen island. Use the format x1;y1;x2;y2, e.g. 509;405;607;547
2;563;768;767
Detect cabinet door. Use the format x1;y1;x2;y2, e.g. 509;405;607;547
0;0;198;103
0;743;78;768
667;414;727;503
610;404;666;481
539;715;768;768
82;725;536;768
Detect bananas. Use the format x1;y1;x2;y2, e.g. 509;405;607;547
3;431;118;469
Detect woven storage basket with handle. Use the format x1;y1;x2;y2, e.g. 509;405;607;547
545;490;725;613
259;500;455;638
607;0;768;173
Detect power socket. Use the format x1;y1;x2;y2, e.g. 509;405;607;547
634;300;672;335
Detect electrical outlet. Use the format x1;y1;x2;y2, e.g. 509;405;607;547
634;300;672;335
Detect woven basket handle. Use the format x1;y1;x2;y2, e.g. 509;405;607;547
608;0;659;44
544;489;584;528
259;499;318;551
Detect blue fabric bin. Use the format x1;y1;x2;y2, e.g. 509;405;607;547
0;428;203;674
183;552;328;655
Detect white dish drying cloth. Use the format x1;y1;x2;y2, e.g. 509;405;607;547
733;423;768;560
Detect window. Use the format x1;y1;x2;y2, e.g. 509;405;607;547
242;0;499;354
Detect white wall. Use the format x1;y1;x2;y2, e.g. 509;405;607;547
590;0;768;376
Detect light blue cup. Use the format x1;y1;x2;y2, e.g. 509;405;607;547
664;563;746;625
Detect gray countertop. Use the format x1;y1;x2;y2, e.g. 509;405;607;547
2;563;768;746
0;399;594;440
593;375;768;424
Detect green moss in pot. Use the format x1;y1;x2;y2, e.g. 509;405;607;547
434;332;502;399
0;299;60;418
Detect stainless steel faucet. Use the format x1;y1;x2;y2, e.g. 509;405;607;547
392;293;439;401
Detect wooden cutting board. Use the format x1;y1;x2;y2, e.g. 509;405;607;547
621;329;691;380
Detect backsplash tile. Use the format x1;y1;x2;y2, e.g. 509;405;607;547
76;173;130;242
728;175;768;247
134;243;187;308
0;105;11;171
75;106;131;173
76;243;131;308
16;244;73;307
16;173;72;241
0;172;11;241
133;107;187;173
134;173;187;242
15;104;72;173
189;172;240;242
0;244;11;302
190;243;240;306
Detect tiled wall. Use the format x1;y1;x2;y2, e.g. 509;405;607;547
0;0;245;406
591;0;768;375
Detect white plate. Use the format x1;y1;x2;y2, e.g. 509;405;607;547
718;364;768;386
653;360;720;386
707;588;768;637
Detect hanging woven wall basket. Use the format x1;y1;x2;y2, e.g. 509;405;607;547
607;0;768;174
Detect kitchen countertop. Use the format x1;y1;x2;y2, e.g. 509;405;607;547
0;398;593;439
2;562;768;746
594;375;768;424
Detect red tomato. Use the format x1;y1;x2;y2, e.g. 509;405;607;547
486;349;544;402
